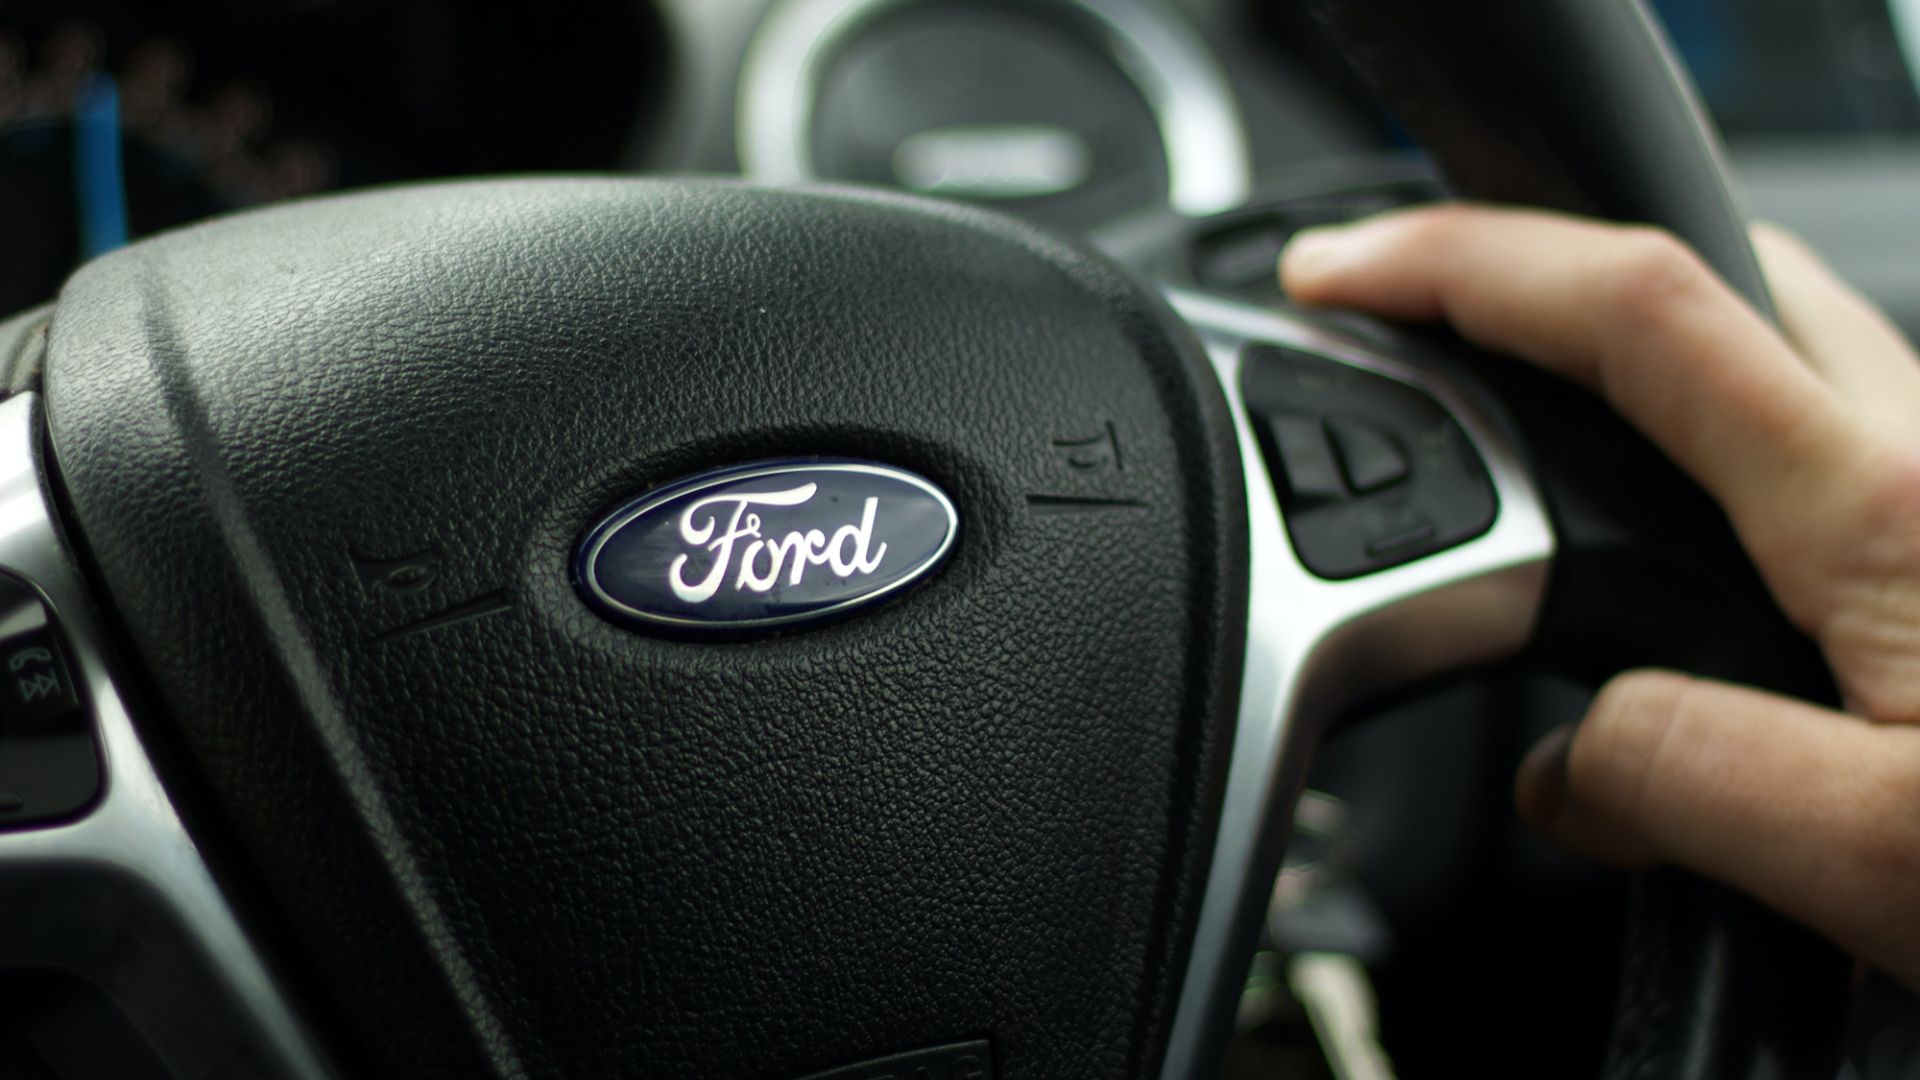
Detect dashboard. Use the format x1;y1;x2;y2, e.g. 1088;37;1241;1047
0;0;1394;318
0;0;668;314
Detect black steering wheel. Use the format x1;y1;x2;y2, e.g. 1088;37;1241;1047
0;1;1851;1077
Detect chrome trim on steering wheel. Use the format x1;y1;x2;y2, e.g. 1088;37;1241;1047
1157;290;1555;1078
737;0;1252;216
0;392;336;1078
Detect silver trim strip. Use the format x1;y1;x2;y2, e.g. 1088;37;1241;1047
1157;291;1555;1078
0;392;336;1078
736;0;1252;216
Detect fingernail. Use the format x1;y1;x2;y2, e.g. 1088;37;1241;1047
1515;723;1577;834
1279;225;1357;285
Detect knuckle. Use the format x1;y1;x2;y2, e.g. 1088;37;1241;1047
1848;445;1920;542
1840;672;1920;729
1795;448;1920;716
1884;747;1920;837
1849;755;1920;890
1395;203;1477;249
1571;670;1694;820
1606;228;1714;324
1822;748;1920;977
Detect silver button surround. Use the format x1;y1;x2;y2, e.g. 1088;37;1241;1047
1156;289;1555;1079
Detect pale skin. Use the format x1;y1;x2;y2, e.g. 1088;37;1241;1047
1280;205;1920;987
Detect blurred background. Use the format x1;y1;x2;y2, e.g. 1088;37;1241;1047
6;0;1916;328
4;1;1914;1075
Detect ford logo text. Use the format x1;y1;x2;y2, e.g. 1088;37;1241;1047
575;460;958;633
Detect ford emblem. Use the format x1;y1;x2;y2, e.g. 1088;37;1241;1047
576;460;959;633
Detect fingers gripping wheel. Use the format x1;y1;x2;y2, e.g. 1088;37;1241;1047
1296;0;1855;1076
1109;0;1855;1072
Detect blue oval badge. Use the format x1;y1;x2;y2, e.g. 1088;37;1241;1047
576;460;958;633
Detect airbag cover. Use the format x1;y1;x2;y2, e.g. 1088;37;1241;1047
40;180;1245;1079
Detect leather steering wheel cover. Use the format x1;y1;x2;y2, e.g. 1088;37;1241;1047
1303;0;1770;317
1300;1;1850;1077
40;181;1247;1078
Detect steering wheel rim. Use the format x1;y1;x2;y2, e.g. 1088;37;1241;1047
1289;2;1851;1077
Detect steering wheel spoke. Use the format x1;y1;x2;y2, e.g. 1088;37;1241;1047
0;392;336;1079
1158;289;1554;1077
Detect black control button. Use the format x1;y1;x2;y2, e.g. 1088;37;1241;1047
1326;416;1410;493
1359;502;1437;555
1264;414;1345;501
1241;345;1498;579
3;627;80;733
0;571;98;828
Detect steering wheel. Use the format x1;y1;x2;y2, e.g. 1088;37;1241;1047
0;1;1853;1077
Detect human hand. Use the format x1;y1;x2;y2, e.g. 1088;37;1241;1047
1281;204;1920;986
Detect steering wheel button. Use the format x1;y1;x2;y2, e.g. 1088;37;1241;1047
1360;504;1438;555
1264;414;1346;501
1326;416;1410;492
1242;344;1496;578
3;630;77;733
0;571;98;827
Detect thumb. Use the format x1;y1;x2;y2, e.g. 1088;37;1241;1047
1515;669;1920;986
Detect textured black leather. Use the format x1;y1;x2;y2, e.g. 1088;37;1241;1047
1303;0;1770;320
1301;2;1851;1078
1604;871;1851;1080
41;180;1246;1078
